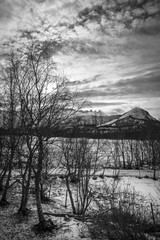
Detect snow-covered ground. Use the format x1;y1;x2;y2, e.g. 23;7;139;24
0;169;160;240
95;169;160;201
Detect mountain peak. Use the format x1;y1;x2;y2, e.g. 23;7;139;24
98;107;158;127
120;107;156;121
77;109;105;116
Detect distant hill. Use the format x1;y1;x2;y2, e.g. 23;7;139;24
97;107;160;128
118;107;157;121
86;107;160;140
1;107;160;140
73;110;120;125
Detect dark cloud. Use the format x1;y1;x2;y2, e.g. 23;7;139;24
91;102;124;107
66;74;101;86
66;79;90;86
113;73;160;96
76;0;160;35
76;89;107;98
76;72;160;99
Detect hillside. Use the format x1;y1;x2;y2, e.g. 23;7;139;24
98;107;159;128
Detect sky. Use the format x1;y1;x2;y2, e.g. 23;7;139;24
0;0;160;118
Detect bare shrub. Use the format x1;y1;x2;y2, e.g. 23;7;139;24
88;181;155;240
61;137;103;215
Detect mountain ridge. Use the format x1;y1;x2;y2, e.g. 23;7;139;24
98;107;160;128
74;107;159;126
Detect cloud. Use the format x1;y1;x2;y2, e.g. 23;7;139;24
0;0;160;118
110;107;125;115
76;71;160;100
1;0;160;56
112;73;160;96
0;0;73;43
66;74;102;86
91;101;125;107
76;0;160;35
1;0;159;49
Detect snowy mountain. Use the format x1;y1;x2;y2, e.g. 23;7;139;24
118;107;157;121
98;107;159;128
73;107;159;127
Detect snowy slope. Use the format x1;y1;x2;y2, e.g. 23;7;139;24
98;107;158;127
118;107;157;121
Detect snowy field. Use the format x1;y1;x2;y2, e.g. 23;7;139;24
0;169;160;240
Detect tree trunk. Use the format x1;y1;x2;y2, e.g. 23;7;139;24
152;153;156;180
122;151;126;169
66;175;76;214
1;167;11;203
121;140;126;169
18;161;32;215
0;166;8;191
0;147;14;203
151;141;157;180
35;136;45;224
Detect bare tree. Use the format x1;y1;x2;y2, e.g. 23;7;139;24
0;135;8;192
0;54;20;205
61;137;103;215
149;140;160;180
16;42;78;229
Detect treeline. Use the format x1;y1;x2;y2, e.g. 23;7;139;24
101;139;160;173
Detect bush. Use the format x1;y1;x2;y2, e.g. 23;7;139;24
87;181;157;240
88;207;150;240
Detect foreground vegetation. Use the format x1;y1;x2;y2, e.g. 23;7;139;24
0;170;160;240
